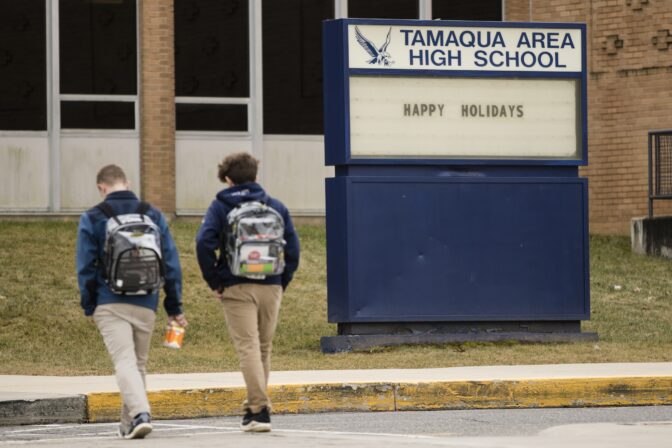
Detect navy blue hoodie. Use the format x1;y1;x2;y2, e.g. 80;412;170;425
76;190;183;316
195;182;300;291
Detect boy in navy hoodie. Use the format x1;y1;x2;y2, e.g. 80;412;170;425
196;152;299;432
76;164;186;439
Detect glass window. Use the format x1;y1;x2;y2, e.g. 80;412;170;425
0;0;47;131
432;0;502;21
348;0;418;19
175;0;249;98
175;0;248;132
262;0;333;135
176;104;247;132
61;101;135;130
59;0;137;95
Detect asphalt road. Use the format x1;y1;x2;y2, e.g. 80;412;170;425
1;406;671;448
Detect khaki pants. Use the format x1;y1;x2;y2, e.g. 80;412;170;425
221;283;283;413
93;303;156;430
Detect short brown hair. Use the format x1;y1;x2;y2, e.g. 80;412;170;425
217;152;258;185
96;164;127;186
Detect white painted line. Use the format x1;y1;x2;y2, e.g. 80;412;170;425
0;424;445;445
0;436;113;445
0;430;242;445
4;426;237;438
153;422;237;430
163;430;241;437
5;433;114;438
5;424;116;433
269;428;441;439
147;427;239;433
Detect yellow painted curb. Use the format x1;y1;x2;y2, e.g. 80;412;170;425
86;376;672;423
395;377;672;410
271;383;396;414
87;387;248;423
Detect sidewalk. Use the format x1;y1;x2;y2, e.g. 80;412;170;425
2;362;671;426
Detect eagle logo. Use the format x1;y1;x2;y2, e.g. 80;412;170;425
354;26;394;66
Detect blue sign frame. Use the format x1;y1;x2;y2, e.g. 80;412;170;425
326;176;590;322
323;18;591;327
323;19;588;166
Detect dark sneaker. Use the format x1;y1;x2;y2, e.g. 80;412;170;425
240;407;271;432
122;412;153;439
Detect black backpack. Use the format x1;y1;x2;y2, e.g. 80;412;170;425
97;202;164;294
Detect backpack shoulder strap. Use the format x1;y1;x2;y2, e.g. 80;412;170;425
227;202;246;222
261;199;285;223
97;202;121;226
136;201;151;218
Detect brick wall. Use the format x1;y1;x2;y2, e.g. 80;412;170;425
505;0;530;21
507;0;672;234
584;0;672;234
140;0;176;215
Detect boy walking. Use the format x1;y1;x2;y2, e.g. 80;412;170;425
76;164;186;439
196;152;300;432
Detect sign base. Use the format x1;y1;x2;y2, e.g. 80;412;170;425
320;321;598;353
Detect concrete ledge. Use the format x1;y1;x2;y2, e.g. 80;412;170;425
86;376;672;423
631;216;672;258
320;332;599;354
0;396;86;426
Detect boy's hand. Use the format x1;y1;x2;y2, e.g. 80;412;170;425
169;314;188;327
213;287;224;302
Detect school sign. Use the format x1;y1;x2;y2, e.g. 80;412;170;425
322;20;593;352
348;25;581;71
339;22;586;162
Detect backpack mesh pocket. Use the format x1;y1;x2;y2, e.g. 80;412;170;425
113;248;162;292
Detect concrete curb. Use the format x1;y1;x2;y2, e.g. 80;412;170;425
0;396;86;426
86;376;672;423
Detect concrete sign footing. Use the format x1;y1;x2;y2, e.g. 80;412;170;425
320;331;599;354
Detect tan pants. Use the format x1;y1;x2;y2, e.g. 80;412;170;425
221;283;283;413
93;303;156;429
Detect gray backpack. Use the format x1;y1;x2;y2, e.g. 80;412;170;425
225;201;286;279
97;202;164;294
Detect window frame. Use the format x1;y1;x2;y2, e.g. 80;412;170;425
56;0;140;135
261;0;335;136
0;0;49;136
51;0;140;213
174;0;255;137
0;1;141;213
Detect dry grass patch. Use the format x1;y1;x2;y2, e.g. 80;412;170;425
0;222;670;375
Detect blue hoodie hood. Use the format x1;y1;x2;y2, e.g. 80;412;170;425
196;181;301;292
216;182;269;207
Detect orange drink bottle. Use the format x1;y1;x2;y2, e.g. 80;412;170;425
163;322;185;349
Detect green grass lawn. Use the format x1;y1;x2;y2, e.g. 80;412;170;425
0;221;670;375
